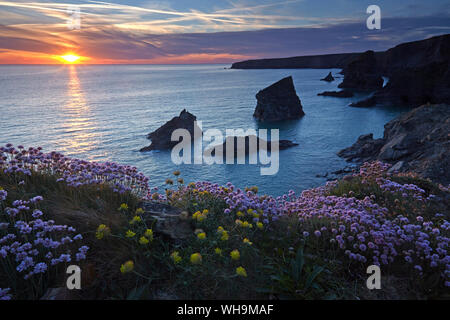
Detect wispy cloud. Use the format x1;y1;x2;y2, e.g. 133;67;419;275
0;1;449;64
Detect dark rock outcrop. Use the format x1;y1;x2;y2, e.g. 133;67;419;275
349;35;450;107
140;109;201;152
207;135;298;157
321;72;335;82
141;201;193;242
337;133;385;162
338;104;450;185
338;50;383;91
318;90;354;98
253;76;305;121
350;61;450;108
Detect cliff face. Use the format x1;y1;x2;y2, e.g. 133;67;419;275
338;104;450;185
230;52;362;69
230;34;449;72
377;34;450;75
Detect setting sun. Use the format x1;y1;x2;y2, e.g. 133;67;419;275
60;54;80;63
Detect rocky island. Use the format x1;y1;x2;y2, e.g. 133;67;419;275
253;76;305;121
140;109;201;152
206;135;298;157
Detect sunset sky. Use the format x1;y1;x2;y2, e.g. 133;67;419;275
0;0;449;64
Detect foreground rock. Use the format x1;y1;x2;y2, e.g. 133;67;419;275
318;90;354;98
338;104;450;184
141;201;193;242
320;72;334;82
338;50;383;91
140;109;201;152
253;76;305;121
207;135;298;157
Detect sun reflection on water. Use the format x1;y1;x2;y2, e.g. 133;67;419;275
59;65;99;159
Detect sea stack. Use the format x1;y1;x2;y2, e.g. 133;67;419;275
253;76;305;121
140;109;201;152
320;72;335;82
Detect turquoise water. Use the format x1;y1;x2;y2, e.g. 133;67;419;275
0;64;407;196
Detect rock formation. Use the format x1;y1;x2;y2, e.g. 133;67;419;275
318;90;354;98
350;61;450;108
338;50;383;91
338;104;450;185
253;76;305;121
231;35;450;107
140;109;201;152
321;72;335;82
206;135;298;157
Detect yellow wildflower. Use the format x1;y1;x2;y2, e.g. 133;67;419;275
243;238;253;245
202;209;209;215
95;224;111;239
125;230;136;238
135;208;144;215
235;219;243;226
118;203;128;211
120;260;134;274
236;266;247;277
197;232;206;240
220;231;229;241
247;208;254;215
217;226;224;234
236;211;244;217
192;211;201;220
230;249;240;260
256;222;264;230
242;221;249;228
214;248;222;255
139;236;149;245
171;251;182;264
144;229;153;238
129;215;142;225
190;253;202;265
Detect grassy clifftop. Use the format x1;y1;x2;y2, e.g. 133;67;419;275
0;144;449;300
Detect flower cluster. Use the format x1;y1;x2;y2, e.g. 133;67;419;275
169;162;449;286
0;189;88;292
0;144;150;198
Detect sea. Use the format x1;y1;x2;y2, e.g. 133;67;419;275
0;64;408;196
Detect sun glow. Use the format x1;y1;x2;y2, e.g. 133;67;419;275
60;54;80;63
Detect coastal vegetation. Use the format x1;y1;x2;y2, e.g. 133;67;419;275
1;143;448;300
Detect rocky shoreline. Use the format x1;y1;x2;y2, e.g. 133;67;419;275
232;34;450;108
337;104;450;185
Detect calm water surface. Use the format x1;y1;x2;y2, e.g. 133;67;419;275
0;64;408;195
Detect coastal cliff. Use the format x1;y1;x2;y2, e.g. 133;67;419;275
231;34;450;107
230;52;362;69
230;34;449;72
